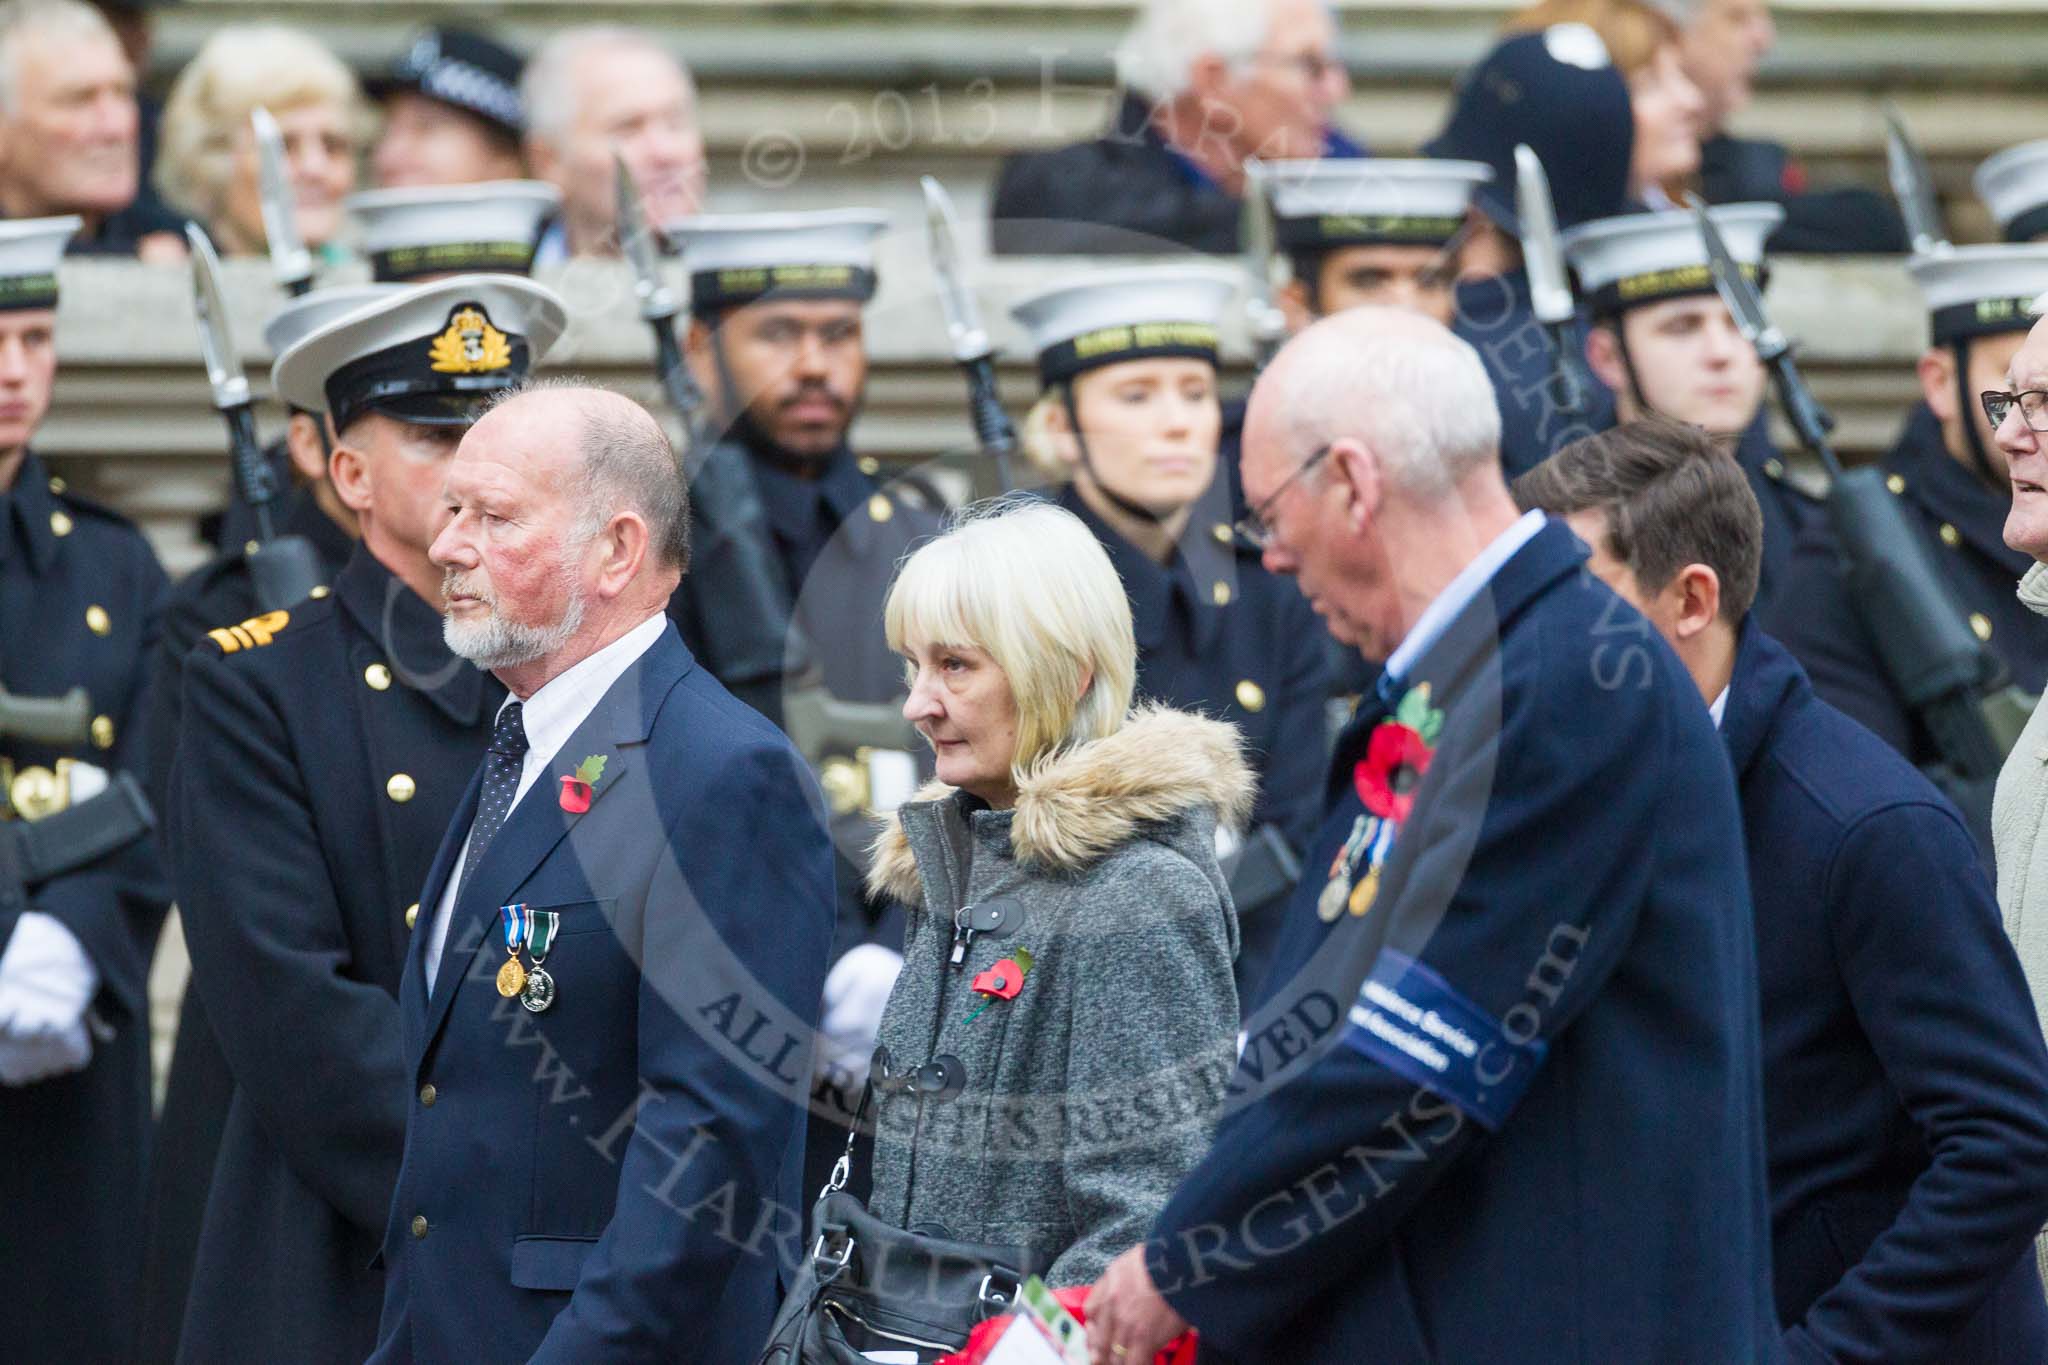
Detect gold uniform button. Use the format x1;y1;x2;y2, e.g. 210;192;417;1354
90;715;114;750
867;493;894;523
1212;521;1234;545
1235;680;1267;712
386;773;416;803
49;509;71;537
244;540;260;557
419;1083;437;1107
857;456;881;477
46;475;65;494
364;663;392;691
84;605;110;636
308;585;330;599
1763;458;1785;481
411;1215;429;1240
1886;473;1907;495
1939;522;1961;548
1211;581;1232;606
1971;612;1994;642
405;902;419;929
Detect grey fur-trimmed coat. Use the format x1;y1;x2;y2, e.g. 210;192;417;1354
863;707;1251;1287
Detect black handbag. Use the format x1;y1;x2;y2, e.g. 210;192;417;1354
755;1081;1047;1363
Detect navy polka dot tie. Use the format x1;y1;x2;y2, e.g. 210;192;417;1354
457;701;529;901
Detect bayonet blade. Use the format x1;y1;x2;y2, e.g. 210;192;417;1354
615;151;678;323
1881;101;1950;256
921;176;992;363
1515;145;1575;326
1686;192;1785;360
185;222;250;411
1240;160;1288;363
250;107;312;293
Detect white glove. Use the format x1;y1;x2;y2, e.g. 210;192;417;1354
0;1022;91;1085
817;944;904;1087
0;911;100;1037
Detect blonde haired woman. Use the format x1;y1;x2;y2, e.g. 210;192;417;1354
1012;267;1329;1000
155;25;367;259
863;497;1249;1288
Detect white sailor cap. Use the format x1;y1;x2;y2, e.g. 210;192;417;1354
1561;202;1783;319
1974;142;2048;243
1908;244;2048;344
0;215;79;311
668;209;889;313
1254;158;1492;256
272;274;567;434
1010;266;1237;387
262;284;405;359
345;181;559;282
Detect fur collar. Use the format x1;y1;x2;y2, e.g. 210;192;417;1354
866;705;1256;904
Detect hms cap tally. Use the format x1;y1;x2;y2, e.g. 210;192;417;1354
668;209;890;312
1908;244;2048;343
1255;157;1493;256
0;216;80;310
1561;202;1785;318
1010;266;1238;387
345;181;560;282
271;275;568;434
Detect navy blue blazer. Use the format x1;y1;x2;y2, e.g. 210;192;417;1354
1724;621;2048;1364
368;624;835;1364
1146;521;1779;1362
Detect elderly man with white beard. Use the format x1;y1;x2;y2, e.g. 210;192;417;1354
367;382;835;1364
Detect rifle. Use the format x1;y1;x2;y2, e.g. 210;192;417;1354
1515;145;1589;423
0;691;154;915
252;106;314;298
1690;196;2005;783
920;175;1018;492
186;222;324;611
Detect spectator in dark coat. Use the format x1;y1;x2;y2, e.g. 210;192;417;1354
991;0;1359;257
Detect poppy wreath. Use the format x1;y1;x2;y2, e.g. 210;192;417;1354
1355;683;1444;823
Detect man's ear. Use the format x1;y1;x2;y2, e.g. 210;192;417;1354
328;435;373;514
1184;51;1232;102
592;510;651;599
1329;438;1382;532
283;412;328;483
1666;562;1723;642
1585;324;1629;398
1917;346;1958;423
1278;277;1316;334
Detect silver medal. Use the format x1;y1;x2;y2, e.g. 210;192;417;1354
520;966;556;1013
1317;874;1350;923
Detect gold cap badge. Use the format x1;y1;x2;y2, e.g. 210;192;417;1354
428;304;512;375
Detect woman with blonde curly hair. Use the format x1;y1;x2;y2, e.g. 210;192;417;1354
155;25;368;260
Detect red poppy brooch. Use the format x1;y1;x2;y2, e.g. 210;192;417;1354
964;949;1035;1024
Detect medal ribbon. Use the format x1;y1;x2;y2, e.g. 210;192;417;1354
527;910;559;963
499;903;530;955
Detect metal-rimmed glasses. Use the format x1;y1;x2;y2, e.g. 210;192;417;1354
1980;389;2048;433
1233;444;1333;549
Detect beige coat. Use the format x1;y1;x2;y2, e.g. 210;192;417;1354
1994;561;2048;1279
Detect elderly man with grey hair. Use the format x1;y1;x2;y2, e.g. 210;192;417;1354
0;0;181;258
1085;308;1777;1362
522;26;705;263
991;0;1359;255
367;382;834;1364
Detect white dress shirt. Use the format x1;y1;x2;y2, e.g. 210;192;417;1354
423;612;668;990
1382;509;1548;685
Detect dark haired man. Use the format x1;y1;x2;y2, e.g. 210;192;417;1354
1516;416;2048;1364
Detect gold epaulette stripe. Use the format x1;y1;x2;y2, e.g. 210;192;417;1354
206;609;292;654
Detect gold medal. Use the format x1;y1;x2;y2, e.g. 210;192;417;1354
1318;873;1350;923
1349;867;1380;917
496;956;527;997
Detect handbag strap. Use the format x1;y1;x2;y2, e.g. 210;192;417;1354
819;1077;874;1202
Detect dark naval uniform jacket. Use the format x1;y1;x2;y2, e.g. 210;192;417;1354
1451;269;1616;481
1723;620;2048;1363
135;488;352;1365
369;623;834;1365
166;545;499;1364
0;453;170;1364
1737;414;1827;626
1771;404;2044;767
1056;485;1327;994
1146;520;1778;1362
